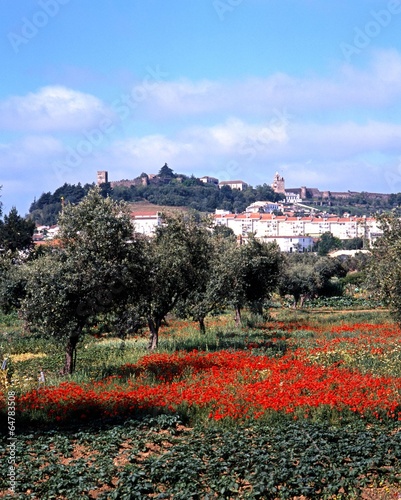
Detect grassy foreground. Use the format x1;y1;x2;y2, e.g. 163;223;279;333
0;308;401;499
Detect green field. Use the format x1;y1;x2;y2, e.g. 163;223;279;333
1;307;400;499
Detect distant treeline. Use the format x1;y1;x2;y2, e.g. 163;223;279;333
29;183;94;225
28;166;401;226
106;176;283;212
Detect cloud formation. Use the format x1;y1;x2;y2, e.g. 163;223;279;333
138;49;401;120
0;86;111;132
3;49;401;214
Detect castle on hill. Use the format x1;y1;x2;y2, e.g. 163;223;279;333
97;170;155;188
271;172;390;203
97;169;390;204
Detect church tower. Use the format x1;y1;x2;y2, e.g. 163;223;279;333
271;172;285;194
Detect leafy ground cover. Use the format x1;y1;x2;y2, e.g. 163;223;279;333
0;415;400;499
303;297;385;310
1;308;401;498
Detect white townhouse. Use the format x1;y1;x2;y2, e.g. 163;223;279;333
129;210;383;250
199;176;219;185
213;213;382;246
131;211;162;236
263;236;314;253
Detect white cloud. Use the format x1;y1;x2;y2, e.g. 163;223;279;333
110;134;193;169
0;86;111;132
4;49;401;213
0;135;67;214
139;49;401;120
143;79;218;115
107;117;289;174
103;117;401;190
285;121;401;162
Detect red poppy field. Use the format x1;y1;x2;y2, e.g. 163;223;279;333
5;317;401;426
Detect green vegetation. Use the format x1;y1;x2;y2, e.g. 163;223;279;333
29;182;93;225
1;188;401;497
0;415;400;499
299;191;401;216
368;212;401;324
2;189;285;374
28;168;284;225
278;253;347;307
1;309;401;498
0;207;35;253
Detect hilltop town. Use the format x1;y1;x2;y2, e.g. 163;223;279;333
30;166;388;252
97;167;391;208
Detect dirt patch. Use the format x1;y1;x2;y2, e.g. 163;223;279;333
361;486;401;499
59;443;99;465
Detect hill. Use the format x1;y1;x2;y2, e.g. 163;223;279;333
27;168;283;225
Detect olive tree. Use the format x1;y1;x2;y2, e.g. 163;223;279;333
139;212;213;349
174;231;237;333
279;254;346;307
0;255;27;314
368;212;401;323
216;236;282;326
21;189;145;374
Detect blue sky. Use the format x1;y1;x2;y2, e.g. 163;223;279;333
2;0;401;215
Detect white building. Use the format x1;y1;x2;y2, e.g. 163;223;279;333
218;180;248;191
214;213;382;246
199;176;219;185
129;210;383;251
34;225;60;241
131;211;162;236
245;201;279;214
263;236;314;253
285;191;302;204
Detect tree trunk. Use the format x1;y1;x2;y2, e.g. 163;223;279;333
234;306;242;327
148;317;160;350
198;317;206;334
61;334;79;375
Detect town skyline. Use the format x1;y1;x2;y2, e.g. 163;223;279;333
2;163;397;218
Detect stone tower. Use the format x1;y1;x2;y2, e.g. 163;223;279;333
97;170;108;185
272;172;285;194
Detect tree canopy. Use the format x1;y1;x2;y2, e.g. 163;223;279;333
0;207;35;253
368;212;401;324
222;236;282;324
21;189;146;374
140;212;213;349
28;175;285;225
279;253;346;307
158;163;175;180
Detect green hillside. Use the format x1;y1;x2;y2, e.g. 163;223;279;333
28;169;283;225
